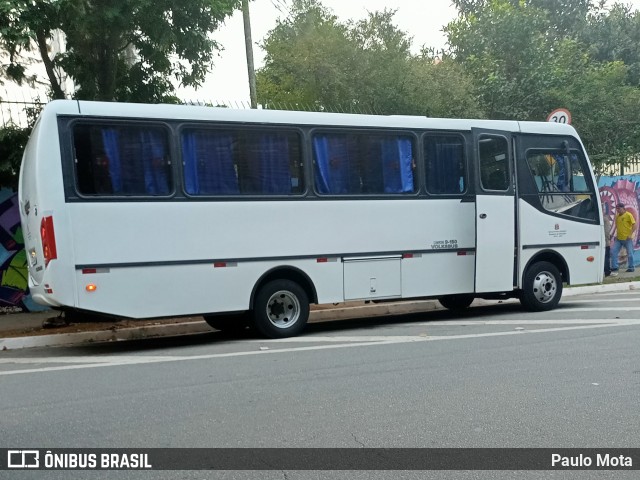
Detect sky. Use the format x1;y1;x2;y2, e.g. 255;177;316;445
178;0;459;102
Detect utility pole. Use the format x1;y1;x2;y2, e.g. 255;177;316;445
242;0;258;109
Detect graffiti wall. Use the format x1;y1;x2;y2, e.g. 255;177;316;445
599;175;640;268
0;188;48;312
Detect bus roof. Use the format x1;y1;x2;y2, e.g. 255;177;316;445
42;99;578;136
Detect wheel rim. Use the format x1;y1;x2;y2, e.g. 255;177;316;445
532;270;557;304
266;290;300;329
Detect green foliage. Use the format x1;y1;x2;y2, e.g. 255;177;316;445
581;3;640;85
548;60;640;173
0;0;241;102
257;0;357;109
257;0;481;117
446;0;640;173
0;124;30;191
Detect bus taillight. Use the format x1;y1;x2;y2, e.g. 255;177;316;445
41;216;58;267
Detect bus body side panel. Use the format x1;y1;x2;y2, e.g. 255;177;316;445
518;201;603;286
67;199;476;318
400;201;475;298
74;260;344;319
18;101;80;309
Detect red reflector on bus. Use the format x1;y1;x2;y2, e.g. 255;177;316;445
581;245;589;250
214;262;226;268
402;253;414;259
587;256;595;262
82;268;97;274
317;258;328;263
457;251;467;256
40;216;57;267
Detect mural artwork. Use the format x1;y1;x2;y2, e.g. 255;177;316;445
0;188;48;312
599;176;640;268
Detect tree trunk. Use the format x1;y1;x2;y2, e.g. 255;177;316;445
35;30;66;100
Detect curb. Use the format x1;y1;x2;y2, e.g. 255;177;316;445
1;281;639;350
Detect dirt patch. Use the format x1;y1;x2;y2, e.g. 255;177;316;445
0;316;206;339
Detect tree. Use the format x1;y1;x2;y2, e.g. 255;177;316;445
446;0;640;173
404;53;484;119
257;0;481;117
0;0;241;102
0;1;65;98
548;59;640;173
257;0;358;110
445;0;574;119
581;2;640;85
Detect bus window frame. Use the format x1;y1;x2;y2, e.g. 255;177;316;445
309;127;421;199
515;133;599;225
477;133;513;194
422;131;470;197
177;122;308;199
64;117;178;201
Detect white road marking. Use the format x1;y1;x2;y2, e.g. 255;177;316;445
0;319;637;377
556;307;640;312
563;298;640;303
418;319;640;326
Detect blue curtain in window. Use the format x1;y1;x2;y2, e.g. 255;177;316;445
259;134;291;194
313;135;351;194
140;130;170;195
181;131;238;195
119;129;146;194
382;138;413;193
101;129;122;192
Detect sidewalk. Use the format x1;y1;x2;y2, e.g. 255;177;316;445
1;271;638;350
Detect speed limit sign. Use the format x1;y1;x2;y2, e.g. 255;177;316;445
547;108;572;124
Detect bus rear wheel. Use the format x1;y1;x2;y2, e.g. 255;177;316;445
252;279;309;338
438;294;475;311
520;261;563;311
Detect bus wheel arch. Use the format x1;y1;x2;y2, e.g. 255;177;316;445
249;267;317;338
520;252;567;311
522;251;569;285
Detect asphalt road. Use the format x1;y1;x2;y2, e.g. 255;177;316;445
1;290;639;480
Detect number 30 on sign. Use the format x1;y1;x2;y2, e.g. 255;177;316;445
547;108;572;125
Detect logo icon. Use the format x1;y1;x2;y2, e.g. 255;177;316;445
7;450;39;469
555;224;560;231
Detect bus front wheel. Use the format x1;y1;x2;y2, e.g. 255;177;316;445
252;279;309;338
520;261;563;311
438;294;475;311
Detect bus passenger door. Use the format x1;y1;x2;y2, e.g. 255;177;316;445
473;130;516;293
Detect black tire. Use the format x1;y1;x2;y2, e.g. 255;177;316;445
252;279;309;338
519;261;563;311
203;313;250;333
438;294;475;311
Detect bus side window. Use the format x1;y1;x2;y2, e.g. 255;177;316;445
74;124;171;196
525;149;597;221
424;135;466;194
479;136;509;191
181;128;303;196
313;132;415;195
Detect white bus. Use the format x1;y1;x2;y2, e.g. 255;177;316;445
19;100;604;338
